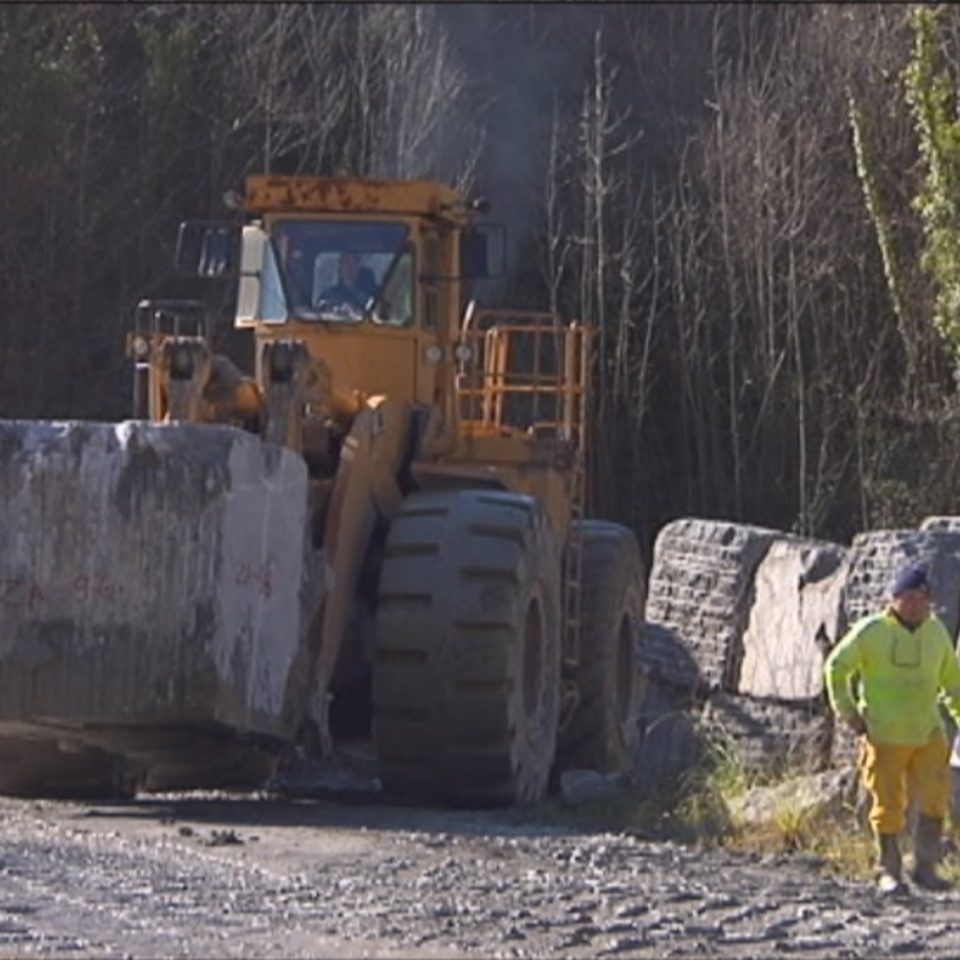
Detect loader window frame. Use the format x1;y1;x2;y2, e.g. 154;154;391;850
371;243;416;328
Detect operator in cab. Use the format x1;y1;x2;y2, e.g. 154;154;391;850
317;251;378;312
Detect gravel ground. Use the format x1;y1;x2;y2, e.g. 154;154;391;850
0;787;957;959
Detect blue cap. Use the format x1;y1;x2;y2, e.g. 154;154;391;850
889;562;931;597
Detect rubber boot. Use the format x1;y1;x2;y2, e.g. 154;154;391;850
876;833;906;895
911;814;953;891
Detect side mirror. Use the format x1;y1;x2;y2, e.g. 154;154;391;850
174;221;239;277
460;225;506;279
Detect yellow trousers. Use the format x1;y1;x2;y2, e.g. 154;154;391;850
859;731;951;835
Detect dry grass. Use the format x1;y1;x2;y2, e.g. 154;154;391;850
528;743;875;880
528;740;960;888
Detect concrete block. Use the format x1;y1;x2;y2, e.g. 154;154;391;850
828;716;861;771
920;516;960;532
0;420;316;742
841;528;960;640
701;692;830;775
738;540;848;701
634;675;705;792
639;620;703;692
644;519;779;690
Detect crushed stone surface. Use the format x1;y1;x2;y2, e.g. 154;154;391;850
0;792;955;959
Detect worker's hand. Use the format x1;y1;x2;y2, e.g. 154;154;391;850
844;712;867;737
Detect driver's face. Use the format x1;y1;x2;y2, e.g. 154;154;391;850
339;253;360;285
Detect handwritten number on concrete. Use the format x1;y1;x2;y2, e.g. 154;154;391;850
232;558;276;599
0;574;121;608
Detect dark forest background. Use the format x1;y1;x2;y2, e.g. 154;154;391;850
5;2;960;563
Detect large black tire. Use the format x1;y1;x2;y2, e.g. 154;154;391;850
372;489;562;807
555;520;647;773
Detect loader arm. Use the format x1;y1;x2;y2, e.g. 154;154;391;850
312;396;413;750
258;339;362;452
155;336;266;433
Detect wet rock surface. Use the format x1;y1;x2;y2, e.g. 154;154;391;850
0;793;958;959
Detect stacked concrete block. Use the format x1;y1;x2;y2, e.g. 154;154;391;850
840;528;960;640
639;620;703;693
644;519;780;691
637;518;960;783
920;516;960;533
701;692;831;775
640;519;847;782
830;717;862;771
917;519;960;753
634;672;705;792
737;539;849;702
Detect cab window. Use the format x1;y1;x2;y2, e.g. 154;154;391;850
258;242;288;323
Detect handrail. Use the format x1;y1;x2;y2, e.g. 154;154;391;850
456;311;590;445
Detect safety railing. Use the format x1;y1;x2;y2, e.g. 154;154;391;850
456;309;590;445
456;309;591;703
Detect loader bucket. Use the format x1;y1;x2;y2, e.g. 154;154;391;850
0;420;322;793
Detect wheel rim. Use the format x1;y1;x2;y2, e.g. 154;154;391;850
522;595;545;723
616;612;635;727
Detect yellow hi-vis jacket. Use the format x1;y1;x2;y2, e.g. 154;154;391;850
824;609;960;746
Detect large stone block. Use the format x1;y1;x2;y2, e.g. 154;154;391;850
0;420;316;741
841;528;960;640
701;692;830;775
644;519;779;690
639;620;703;692
920;516;960;532
738;540;848;701
633;675;705;792
729;769;858;830
829;716;861;771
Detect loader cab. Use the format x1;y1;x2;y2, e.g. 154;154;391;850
221;175;496;414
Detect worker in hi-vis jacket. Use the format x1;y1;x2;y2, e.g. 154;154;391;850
825;561;960;894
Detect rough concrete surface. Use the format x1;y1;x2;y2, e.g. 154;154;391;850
0;790;959;959
701;693;830;774
0;420;314;740
634;674;705;790
920;516;960;532
639;621;703;692
841;528;960;639
738;540;848;701
645;520;779;691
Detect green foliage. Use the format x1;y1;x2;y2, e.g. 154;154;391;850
848;88;909;347
904;4;960;375
0;3;958;552
0;8;94;183
856;402;960;528
519;774;738;848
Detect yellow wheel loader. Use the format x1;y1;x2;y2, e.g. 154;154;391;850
0;175;647;806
